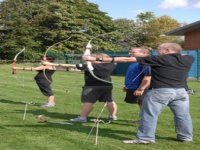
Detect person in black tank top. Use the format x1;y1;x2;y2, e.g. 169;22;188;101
13;56;56;107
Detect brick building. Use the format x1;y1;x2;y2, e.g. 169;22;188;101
166;20;200;50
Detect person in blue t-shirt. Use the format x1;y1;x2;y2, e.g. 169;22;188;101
123;47;151;113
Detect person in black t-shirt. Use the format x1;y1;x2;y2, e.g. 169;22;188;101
83;43;194;144
13;56;56;107
70;53;117;123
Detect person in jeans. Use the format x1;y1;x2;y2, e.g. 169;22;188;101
83;43;194;144
70;53;117;123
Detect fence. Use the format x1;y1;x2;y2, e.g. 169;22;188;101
1;50;199;79
182;50;200;80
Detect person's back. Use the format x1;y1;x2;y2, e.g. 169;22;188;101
71;53;118;123
137;53;194;89
84;63;116;86
35;69;55;82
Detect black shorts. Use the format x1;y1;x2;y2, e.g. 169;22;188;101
35;81;54;97
81;86;113;103
124;89;143;105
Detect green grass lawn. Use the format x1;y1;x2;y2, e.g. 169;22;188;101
0;64;200;150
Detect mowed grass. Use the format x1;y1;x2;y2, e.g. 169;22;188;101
0;64;200;150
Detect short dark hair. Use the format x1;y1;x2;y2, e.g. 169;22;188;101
46;56;55;62
41;56;55;62
130;47;151;54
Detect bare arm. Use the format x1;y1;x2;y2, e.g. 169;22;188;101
112;57;137;63
134;76;151;96
32;66;47;71
42;62;76;68
13;66;34;71
82;56;137;63
13;65;55;71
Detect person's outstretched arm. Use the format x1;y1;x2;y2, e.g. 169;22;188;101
42;62;76;68
12;65;54;71
82;56;137;63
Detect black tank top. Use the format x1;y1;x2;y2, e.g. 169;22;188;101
34;70;55;82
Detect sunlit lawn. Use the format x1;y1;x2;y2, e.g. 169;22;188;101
0;64;200;150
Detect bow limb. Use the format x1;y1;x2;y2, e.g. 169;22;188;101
43;37;71;83
12;60;17;75
12;47;25;87
44;36;72;59
84;40;112;84
12;47;25;74
42;66;52;83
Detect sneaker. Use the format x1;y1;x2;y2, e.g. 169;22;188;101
108;116;118;121
123;139;155;144
36;115;48;123
187;89;195;95
41;102;55;108
70;117;87;123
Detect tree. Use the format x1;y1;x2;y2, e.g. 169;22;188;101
136;11;156;24
144;15;180;48
114;12;180;50
113;12;156;49
114;19;142;50
0;0;120;60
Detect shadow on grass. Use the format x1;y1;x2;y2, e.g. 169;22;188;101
0;99;25;105
0;98;137;141
0;98;42;106
0;125;5;129
4;118;136;141
156;135;178;142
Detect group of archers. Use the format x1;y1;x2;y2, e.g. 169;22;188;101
13;42;194;144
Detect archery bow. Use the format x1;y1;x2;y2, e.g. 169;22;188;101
12;47;25;74
43;37;72;83
42;31;115;84
44;36;72;59
12;47;26;87
83;32;116;84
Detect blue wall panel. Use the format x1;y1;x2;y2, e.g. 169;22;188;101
110;50;199;79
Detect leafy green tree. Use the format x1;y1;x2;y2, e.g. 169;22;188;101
144;15;180;48
114;19;141;50
0;0;119;60
136;11;156;24
114;12;157;49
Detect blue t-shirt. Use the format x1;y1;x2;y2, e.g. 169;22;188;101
125;63;151;90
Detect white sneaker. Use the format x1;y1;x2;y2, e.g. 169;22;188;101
41;102;55;108
123;139;155;144
177;138;193;142
108;116;118;121
70;117;87;123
